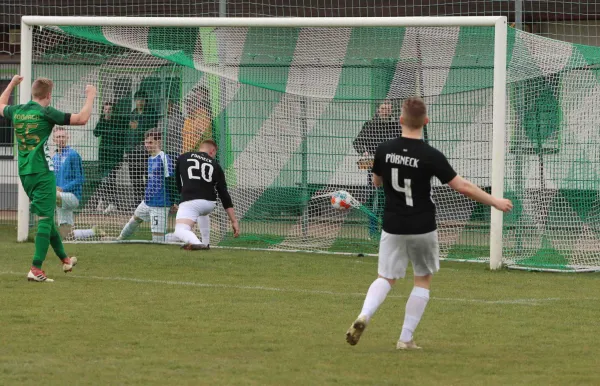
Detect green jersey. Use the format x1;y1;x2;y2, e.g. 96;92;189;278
4;101;70;175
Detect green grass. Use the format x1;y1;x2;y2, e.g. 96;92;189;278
1;226;600;385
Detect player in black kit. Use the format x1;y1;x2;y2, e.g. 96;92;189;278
346;97;513;349
171;139;239;250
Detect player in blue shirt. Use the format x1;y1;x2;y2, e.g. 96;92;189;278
117;129;175;242
52;127;103;240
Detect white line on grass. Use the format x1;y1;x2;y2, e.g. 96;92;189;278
0;271;583;306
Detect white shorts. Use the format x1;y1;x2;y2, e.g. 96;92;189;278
176;199;216;223
134;201;169;234
378;230;440;279
56;192;79;226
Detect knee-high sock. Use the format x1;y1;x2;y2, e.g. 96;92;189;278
32;217;54;268
197;215;210;245
50;222;68;260
359;278;393;321
399;286;430;342
174;223;201;244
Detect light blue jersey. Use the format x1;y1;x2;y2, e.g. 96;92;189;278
145;151;173;207
52;145;84;200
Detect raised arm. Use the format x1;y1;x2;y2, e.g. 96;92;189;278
70;85;97;125
0;75;23;117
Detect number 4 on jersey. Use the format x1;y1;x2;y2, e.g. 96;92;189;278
391;168;413;207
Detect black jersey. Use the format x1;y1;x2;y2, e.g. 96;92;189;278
175;151;233;209
372;137;457;235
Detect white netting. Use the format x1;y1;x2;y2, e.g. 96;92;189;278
29;23;600;271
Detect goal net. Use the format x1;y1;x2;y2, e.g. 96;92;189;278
22;18;600;272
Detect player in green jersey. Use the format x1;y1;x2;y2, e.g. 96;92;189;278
0;75;97;282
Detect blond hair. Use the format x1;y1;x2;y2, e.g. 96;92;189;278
401;97;427;129
32;77;54;99
200;139;218;151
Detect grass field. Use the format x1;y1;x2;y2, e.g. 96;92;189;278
1;226;600;385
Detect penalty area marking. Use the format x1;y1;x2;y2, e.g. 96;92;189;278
0;271;586;306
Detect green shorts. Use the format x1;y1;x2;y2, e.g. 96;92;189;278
20;171;57;218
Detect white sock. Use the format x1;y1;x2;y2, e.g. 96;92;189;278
119;217;141;239
359;278;392;321
198;215;210;245
73;229;95;239
399;286;430;342
174;223;201;244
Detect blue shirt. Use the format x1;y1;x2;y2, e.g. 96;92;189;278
145;151;173;207
52;146;84;200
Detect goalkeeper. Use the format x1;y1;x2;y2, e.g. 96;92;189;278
0;75;97;282
353;100;402;238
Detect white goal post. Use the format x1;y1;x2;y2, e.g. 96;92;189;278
18;16;508;270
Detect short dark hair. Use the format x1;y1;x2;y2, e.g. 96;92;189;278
134;90;148;101
145;129;162;141
401;97;427;128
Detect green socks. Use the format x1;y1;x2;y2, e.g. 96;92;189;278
50;223;68;260
32;217;53;268
32;218;68;268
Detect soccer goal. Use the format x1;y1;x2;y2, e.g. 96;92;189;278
17;15;600;272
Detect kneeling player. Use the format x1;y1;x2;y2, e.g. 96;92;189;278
117;130;174;242
52;127;104;240
170;139;239;250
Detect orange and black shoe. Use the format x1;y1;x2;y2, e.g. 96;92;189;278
27;267;54;282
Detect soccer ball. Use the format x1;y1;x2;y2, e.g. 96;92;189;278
331;190;353;210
